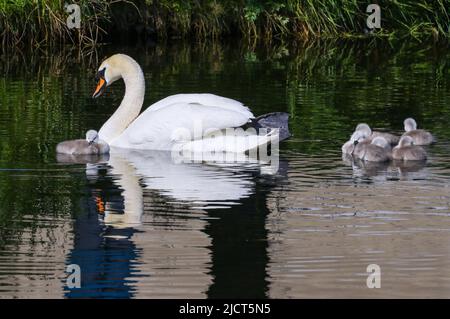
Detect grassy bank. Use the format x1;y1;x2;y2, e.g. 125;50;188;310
0;0;111;48
0;0;449;49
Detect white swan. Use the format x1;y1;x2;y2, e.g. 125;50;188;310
92;54;290;152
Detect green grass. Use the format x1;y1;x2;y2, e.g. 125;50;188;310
0;0;449;49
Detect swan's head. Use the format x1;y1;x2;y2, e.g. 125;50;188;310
86;129;99;145
350;127;370;145
371;136;389;149
355;123;372;137
404;118;417;132
398;135;414;148
93;54;139;98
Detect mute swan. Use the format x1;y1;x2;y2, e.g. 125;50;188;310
350;131;372;159
342;122;398;155
355;136;391;162
342;139;355;155
92;54;290;152
56;130;110;155
355;123;399;145
392;136;427;161
402;118;434;145
342;127;371;155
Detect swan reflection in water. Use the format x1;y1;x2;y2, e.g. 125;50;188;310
61;149;282;298
93;149;277;221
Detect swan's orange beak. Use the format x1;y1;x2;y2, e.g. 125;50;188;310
95;196;105;214
92;77;106;98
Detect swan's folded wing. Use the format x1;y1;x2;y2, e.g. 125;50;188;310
145;93;253;119
111;101;253;150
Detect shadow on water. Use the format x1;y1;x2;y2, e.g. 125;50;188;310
205;190;270;298
205;162;289;299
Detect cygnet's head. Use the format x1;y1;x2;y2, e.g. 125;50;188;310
355;123;372;137
404;118;417;132
398;135;414;148
86;130;99;145
350;129;369;145
371;136;389;149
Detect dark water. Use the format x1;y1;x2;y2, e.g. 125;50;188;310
1;39;450;298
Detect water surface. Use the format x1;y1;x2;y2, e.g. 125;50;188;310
1;40;450;298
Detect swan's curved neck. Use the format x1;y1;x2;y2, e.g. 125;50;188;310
98;60;145;144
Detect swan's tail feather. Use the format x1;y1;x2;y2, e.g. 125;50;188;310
251;112;291;142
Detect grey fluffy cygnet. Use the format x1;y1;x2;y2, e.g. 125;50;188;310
355;136;391;162
342;125;371;154
56;130;110;155
342;123;399;155
355;123;399;146
392;136;427;161
342;129;372;158
402;118;434;145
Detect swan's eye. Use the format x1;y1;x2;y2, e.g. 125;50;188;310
96;68;106;81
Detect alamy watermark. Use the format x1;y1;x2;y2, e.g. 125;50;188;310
65;3;81;29
366;264;381;288
366;4;381;30
66;264;81;289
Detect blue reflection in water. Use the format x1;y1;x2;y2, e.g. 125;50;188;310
64;193;142;299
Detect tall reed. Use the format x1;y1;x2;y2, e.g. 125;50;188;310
0;0;111;49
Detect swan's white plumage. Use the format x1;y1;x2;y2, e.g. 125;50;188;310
146;93;253;118
175;129;279;153
109;94;255;150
